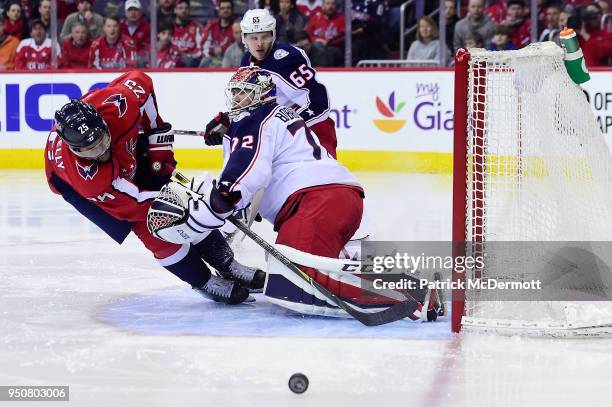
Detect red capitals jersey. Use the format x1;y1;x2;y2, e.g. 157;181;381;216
508;19;531;49
15;38;58;69
306;12;345;46
202;19;233;57
171;20;205;59
44;71;165;222
157;44;183;68
120;17;151;54
296;0;322;19
59;38;91;68
88;35;137;69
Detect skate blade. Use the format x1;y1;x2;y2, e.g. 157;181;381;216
249;288;263;294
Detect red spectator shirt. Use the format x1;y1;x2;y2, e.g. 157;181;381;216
306;11;345;46
202;18;234;57
579;28;612;67
2;18;26;40
58;0;78;21
15;38;58;69
60;38;91;68
296;0;322;19
172;20;205;59
508;19;531;49
44;71;166;221
120;17;151;55
89;35;137;69
157;44;183;68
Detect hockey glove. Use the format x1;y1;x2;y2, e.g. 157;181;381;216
146;122;176;177
203;112;229;146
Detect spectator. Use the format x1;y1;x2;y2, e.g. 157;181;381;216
486;0;506;23
598;0;611;15
38;0;51;36
57;0;79;22
88;16;137;69
60;0;104;42
199;0;234;67
276;0;307;44
0;18;19;69
453;0;495;51
93;0;124;19
120;0;151;67
59;21;91;68
407;16;449;65
351;0;387;64
464;31;484;49
158;0;176;29
445;0;459;48
3;1;28;40
539;4;562;42
295;30;333;66
501;0;530;49
172;0;205;67
306;0;345;48
157;23;183;68
15;20;58;69
550;9;571;45
256;0;281;16
488;24;517;51
573;3;612;66
296;0;322;19
222;21;243;68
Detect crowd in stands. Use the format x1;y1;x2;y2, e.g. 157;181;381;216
0;0;612;70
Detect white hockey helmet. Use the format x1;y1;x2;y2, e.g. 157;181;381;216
240;8;276;44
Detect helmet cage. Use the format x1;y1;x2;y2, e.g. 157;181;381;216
68;129;111;160
225;68;276;117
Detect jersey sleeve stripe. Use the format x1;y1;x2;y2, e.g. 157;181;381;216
111;177;158;202
229;106;278;192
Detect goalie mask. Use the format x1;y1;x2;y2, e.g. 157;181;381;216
225;67;276;118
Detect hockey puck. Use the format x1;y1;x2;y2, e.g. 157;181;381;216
288;373;309;394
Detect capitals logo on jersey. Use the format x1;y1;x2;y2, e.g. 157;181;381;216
103;94;128;118
76;161;99;180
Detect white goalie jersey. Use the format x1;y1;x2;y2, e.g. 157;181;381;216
219;103;361;224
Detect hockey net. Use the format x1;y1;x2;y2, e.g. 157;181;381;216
452;42;612;336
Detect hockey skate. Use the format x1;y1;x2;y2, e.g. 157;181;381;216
218;260;266;292
194;275;253;304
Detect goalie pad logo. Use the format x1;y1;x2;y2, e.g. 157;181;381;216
103;93;128;118
76;161;99;180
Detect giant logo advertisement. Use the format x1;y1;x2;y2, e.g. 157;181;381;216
1;70;611;152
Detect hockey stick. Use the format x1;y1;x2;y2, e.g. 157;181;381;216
171;129;206;138
168;168;419;326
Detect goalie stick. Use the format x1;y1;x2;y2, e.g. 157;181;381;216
168;168;419;326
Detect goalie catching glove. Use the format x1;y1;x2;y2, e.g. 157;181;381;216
147;173;234;244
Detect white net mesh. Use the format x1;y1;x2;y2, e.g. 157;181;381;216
462;42;612;335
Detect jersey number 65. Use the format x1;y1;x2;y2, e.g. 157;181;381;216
289;64;314;88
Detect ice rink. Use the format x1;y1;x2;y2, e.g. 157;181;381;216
2;170;612;406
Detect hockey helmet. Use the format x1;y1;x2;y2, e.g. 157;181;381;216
240;8;276;44
55;99;111;160
225;67;276;117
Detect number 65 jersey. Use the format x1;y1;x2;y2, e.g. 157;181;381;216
241;42;331;127
220;104;361;225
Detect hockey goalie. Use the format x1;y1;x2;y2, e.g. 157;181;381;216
148;67;441;321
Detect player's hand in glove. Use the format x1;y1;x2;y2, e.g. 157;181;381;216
146;122;176;177
203;112;229;146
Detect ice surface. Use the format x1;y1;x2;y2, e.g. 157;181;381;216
1;170;612;406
